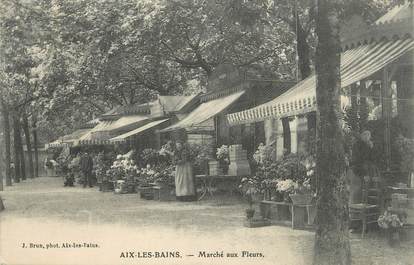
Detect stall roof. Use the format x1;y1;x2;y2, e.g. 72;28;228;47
103;115;149;132
46;128;92;148
227;38;414;125
61;129;91;142
110;119;169;143
77;115;149;143
161;90;245;132
375;2;412;25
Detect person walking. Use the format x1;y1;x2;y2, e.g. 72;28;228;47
80;152;94;188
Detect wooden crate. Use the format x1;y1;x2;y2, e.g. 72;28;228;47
138;185;155;200
153;185;175;201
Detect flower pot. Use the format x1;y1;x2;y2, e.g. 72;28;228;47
46;168;55;177
100;181;114;192
289;193;313;205
387;228;401;247
246;208;255;219
220;163;229;175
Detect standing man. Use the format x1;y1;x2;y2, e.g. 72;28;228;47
80;152;94;188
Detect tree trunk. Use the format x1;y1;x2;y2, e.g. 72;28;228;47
1;102;11;186
32;115;39;178
12;115;22;183
296;22;312;80
22;113;34;178
313;1;351;265
18;117;27;181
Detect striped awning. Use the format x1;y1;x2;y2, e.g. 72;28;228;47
110;119;169;143
227;38;414;125
46;129;92;149
76;115;149;145
161;90;245;132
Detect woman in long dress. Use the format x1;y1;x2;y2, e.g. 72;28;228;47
173;141;196;201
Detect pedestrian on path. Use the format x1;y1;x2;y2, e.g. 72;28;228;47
80;152;94;188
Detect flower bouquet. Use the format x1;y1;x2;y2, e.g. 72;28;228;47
216;145;230;174
108;152;140;193
378;210;406;246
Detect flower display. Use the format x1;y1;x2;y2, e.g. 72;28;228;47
159;141;174;156
108;151;139;181
140;148;159;167
246;143;316;201
252;143;275;165
276;179;296;193
216;145;229;164
378;211;404;229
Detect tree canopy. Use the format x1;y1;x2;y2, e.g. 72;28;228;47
0;0;401;142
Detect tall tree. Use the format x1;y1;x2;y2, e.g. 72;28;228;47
22;113;34;178
12;116;22;183
153;0;294;79
313;0;350;264
0;100;12;186
31;115;39;178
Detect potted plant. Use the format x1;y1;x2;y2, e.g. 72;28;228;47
216;145;230;174
251;144;278;201
273;154;315;205
188;143;211;175
239;177;265;219
288;178;313;205
378;208;406;246
45;158;55;177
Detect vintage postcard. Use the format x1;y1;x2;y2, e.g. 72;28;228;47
0;1;413;264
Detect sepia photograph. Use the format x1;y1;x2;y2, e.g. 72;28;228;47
0;0;413;264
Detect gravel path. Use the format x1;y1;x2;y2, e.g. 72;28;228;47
0;177;413;265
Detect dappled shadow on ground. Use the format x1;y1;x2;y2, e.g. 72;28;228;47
0;177;413;265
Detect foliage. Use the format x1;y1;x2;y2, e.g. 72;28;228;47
55;148;71;174
378;210;405;229
94;151;115;183
365;117;404;172
140;148;160;167
45;160;53;169
153;0;296;79
0;0;397;148
107;152;139;181
152;164;175;185
188;143;211;172
244;144;315;200
216;145;229;163
159;141;175;155
395;135;414;173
